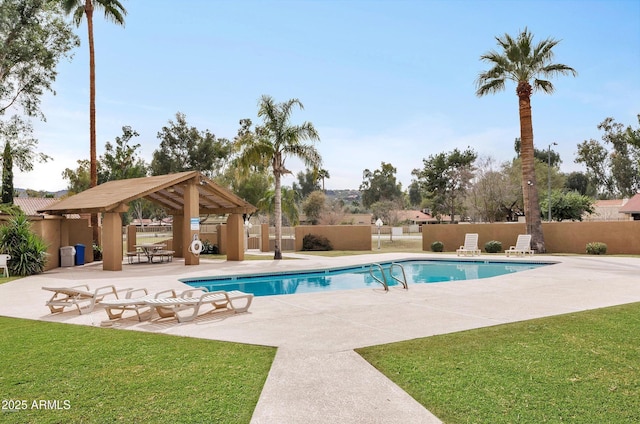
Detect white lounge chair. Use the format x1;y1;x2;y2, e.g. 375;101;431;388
0;254;10;277
506;234;534;257
456;233;481;256
145;287;254;323
42;284;121;314
101;288;177;321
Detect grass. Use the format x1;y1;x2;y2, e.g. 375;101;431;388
357;302;640;423
0;317;275;423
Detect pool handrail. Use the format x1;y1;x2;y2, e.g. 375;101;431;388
369;263;388;291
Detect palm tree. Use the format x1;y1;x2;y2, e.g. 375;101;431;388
316;168;330;192
62;0;127;243
476;28;576;253
236;95;321;259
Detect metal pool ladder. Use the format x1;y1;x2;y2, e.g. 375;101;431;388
368;263;408;291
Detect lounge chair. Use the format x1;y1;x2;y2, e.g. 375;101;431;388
456;233;481;256
101;288;177;321
506;234;534;257
145;287;254;323
0;254;10;277
42;284;121;314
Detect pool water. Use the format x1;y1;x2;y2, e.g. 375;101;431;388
183;259;551;297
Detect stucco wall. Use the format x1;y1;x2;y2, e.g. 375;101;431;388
422;221;640;254
295;225;372;251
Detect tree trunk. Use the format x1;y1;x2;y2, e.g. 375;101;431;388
517;81;546;253
86;1;99;245
274;171;282;259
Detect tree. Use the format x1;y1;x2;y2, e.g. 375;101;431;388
476;28;576;252
62;0;126;244
317;168;330;192
293;168;320;199
62;0;126;188
62;159;90;193
257;187;300;227
0;115;51;202
1;140;12;204
514;137;562;167
151;112;233;178
235;95;321;258
359;162;403;209
576;116;640;198
465;156;520;222
564;171;591;196
407;181;422;208
540;190;595;222
302;190;325;225
98;125;147;182
412;148;477;221
1;0;78;118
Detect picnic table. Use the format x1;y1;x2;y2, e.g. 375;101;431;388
128;244;173;263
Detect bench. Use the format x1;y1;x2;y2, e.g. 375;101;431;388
126;251;141;264
151;250;174;263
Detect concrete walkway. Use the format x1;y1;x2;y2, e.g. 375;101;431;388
1;253;639;423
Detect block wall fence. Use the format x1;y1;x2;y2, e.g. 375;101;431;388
422;221;640;255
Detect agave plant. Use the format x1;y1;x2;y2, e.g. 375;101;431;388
0;212;48;276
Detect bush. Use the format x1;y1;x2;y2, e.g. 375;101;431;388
0;212;48;276
93;243;103;261
484;240;503;253
586;242;607;255
431;241;444;252
302;234;333;251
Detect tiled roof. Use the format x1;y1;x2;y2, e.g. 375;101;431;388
396;210;436;222
619;193;640;213
593;199;625;207
14;198;59;216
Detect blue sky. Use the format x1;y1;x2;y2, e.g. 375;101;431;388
16;0;640;192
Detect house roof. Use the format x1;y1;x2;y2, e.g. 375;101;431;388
593;199;626;207
38;171;256;216
14;197;81;219
619;193;640;213
14;197;59;216
396;210;436;222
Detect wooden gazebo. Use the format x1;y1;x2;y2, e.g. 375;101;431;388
38;171;256;271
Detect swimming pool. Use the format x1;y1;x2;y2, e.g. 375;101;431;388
183;259;552;297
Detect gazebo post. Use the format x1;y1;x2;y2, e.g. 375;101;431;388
226;214;245;261
103;211;123;271
183;179;200;266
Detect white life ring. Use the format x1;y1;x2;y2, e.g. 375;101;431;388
189;239;203;256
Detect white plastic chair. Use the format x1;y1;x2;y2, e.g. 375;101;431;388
0;254;10;277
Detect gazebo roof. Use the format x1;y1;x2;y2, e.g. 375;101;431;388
38;171;256;216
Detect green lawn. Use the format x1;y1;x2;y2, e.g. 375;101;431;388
357;302;640;423
0;317;275;423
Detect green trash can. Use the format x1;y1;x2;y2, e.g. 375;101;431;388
74;244;85;265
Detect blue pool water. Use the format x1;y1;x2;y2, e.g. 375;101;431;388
183;259;551;297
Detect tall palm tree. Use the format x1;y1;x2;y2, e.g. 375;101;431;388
62;0;127;243
236;95;321;259
476;28;576;253
316;168;330;192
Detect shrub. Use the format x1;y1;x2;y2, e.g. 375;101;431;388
586;242;607;255
93;243;103;261
431;241;444;252
302;234;333;251
0;212;48;276
484;240;503;253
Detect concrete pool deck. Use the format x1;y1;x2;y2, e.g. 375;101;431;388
1;252;639;423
